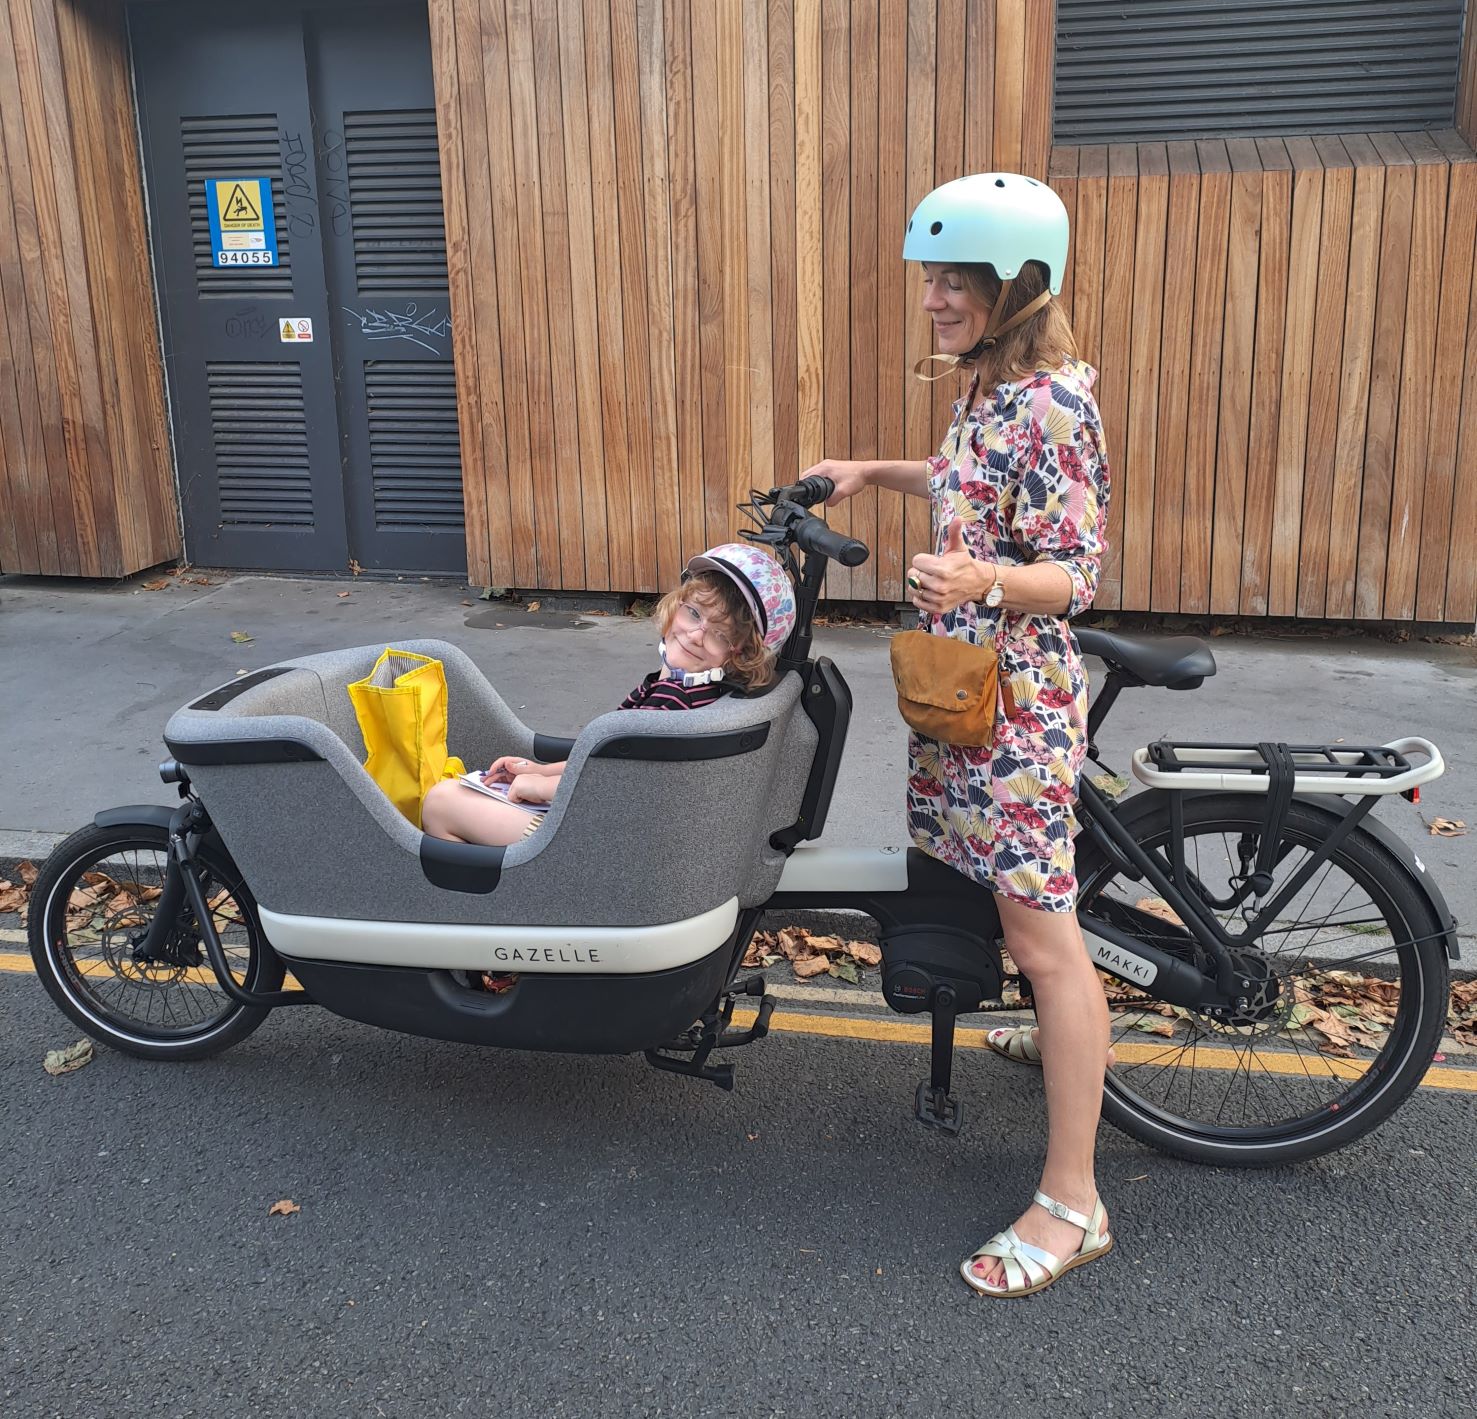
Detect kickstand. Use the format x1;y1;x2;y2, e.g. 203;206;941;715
914;985;963;1135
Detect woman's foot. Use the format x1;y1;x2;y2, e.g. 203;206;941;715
985;1025;1116;1068
962;1191;1111;1296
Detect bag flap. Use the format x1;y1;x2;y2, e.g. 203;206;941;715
889;631;995;712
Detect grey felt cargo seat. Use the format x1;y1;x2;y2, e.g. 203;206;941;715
162;639;816;932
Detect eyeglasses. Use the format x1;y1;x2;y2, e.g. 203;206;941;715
676;599;735;654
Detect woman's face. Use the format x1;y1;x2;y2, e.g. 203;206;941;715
921;263;992;356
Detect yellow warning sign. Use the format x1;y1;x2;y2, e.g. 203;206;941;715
281;319;296;341
216;180;264;231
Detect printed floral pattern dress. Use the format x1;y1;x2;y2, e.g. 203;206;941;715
906;358;1110;913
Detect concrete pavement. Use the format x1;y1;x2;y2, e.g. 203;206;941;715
1;568;1473;962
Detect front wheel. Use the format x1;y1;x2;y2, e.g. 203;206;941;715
1076;793;1450;1166
27;820;283;1060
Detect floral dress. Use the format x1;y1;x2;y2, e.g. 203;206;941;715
906;358;1110;913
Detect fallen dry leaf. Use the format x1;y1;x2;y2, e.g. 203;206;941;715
268;1199;301;1217
793;955;831;980
348;559;363;576
527;600;542;612
1135;897;1183;927
1131;1018;1175;1037
18;860;37;886
229;630;254;644
847;941;882;968
804;934;847;956
1425;816;1467;838
337;590;351;598
141;579;170;591
43;1039;94;1076
0;881;27;914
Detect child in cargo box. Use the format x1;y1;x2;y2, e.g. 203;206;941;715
419;543;796;849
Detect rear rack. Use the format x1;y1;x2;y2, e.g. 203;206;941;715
1130;736;1444;798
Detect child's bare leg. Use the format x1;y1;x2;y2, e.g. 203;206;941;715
421;780;539;845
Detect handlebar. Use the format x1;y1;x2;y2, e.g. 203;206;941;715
793;516;869;567
760;476;870;567
769;475;835;509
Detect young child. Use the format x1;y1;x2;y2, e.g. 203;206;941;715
420;543;796;847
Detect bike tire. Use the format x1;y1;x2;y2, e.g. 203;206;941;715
1075;791;1450;1166
27;820;283;1061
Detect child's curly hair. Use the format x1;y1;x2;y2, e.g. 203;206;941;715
654;570;776;690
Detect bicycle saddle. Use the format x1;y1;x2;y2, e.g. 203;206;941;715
1074;629;1215;690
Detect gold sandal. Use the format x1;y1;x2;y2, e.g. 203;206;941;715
984;1025;1042;1065
960;1191;1113;1298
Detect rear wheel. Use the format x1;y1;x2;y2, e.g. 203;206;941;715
1076;793;1450;1165
27;821;282;1060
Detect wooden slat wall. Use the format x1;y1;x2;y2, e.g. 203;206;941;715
1058;130;1477;623
435;0;1057;604
0;0;176;577
432;0;1477;622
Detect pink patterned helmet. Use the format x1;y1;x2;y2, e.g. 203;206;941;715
684;543;797;653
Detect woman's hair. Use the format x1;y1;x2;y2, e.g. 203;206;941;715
955;258;1078;387
654;570;776;689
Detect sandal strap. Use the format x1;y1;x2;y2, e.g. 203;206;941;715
1033;1190;1093;1233
986;1026;1043;1064
970;1226;1061;1290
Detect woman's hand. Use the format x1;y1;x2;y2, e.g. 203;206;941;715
907;520;994;616
507;772;558;805
798;460;871;506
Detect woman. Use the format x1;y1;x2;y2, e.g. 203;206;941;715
804;173;1112;1298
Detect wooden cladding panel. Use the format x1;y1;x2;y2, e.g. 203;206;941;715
0;0;175;577
436;0;1054;594
429;0;1477;621
1059;130;1477;623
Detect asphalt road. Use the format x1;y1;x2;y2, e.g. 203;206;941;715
4;965;1475;1419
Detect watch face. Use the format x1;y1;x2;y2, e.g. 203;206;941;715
986;583;1004;607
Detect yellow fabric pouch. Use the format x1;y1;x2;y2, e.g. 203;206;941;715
347;648;466;826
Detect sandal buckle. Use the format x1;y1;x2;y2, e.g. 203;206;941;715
1044;1199;1073;1222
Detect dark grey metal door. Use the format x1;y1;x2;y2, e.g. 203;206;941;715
130;0;464;575
309;6;464;574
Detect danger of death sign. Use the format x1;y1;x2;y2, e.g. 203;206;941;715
205;175;280;268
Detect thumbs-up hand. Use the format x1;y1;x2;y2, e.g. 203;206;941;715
907;517;996;616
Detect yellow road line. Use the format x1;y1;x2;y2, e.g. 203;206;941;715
733;1007;1477;1094
3;953;1472;1092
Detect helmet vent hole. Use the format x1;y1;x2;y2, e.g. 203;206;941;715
907;219;913;232
994;177;1005;187
929;220;943;235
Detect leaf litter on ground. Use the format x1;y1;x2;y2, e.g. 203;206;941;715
743;925;883;982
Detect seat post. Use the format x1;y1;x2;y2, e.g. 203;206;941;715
1086;669;1131;745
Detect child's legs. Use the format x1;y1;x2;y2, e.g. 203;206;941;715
421;780;540;846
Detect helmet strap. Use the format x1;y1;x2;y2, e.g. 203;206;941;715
911;281;1054;381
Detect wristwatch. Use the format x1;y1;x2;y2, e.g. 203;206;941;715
984;566;1006;608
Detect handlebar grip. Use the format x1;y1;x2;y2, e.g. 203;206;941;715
769;475;835;508
793;514;870;567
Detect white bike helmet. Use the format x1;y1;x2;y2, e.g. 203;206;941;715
902;172;1069;292
684;544;797;653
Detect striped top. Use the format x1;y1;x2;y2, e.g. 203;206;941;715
618;673;738;712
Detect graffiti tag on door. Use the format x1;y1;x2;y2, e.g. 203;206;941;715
343;302;452;354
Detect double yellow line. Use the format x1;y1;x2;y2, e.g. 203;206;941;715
4;949;1473;1092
